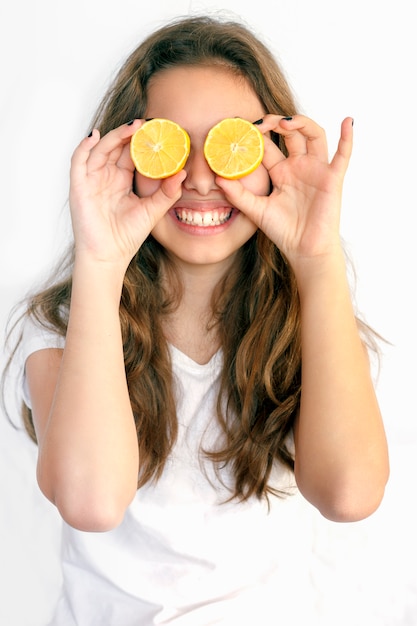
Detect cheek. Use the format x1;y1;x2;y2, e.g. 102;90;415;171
134;172;162;197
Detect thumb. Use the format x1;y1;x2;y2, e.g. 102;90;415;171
216;178;265;228
140;170;187;226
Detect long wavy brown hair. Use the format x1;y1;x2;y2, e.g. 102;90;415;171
2;15;377;502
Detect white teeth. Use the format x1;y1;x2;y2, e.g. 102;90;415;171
176;209;232;227
203;212;212;226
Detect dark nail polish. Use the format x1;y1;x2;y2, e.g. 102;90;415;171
252;118;263;125
145;118;154;122
126;120;135;126
283;116;293;121
87;131;93;137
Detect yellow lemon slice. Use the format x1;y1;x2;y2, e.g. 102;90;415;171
203;117;264;179
130;118;190;179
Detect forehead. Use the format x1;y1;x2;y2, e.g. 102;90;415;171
145;65;265;134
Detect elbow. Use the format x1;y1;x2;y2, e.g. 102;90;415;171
316;481;388;522
296;466;390;523
36;467;135;532
54;495;129;532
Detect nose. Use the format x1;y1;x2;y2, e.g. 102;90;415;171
182;146;219;196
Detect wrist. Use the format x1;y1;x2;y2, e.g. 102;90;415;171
289;245;349;298
72;252;128;299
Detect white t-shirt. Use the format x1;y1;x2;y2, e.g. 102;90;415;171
20;317;315;625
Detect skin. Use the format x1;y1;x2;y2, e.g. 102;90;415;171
26;65;389;531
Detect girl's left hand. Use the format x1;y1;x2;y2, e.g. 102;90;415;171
217;114;353;268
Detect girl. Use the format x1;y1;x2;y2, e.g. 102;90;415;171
6;14;389;626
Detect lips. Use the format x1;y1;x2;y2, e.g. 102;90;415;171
174;208;233;227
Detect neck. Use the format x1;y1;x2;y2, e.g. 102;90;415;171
161;256;236;364
173;254;237;311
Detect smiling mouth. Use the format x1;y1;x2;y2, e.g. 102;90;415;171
174;208;233;227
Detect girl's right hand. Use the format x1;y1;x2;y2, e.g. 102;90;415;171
69;120;186;269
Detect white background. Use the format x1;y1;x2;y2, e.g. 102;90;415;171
1;0;416;624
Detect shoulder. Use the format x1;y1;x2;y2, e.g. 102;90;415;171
19;314;65;410
21;314;66;361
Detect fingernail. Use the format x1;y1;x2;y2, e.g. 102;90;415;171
87;131;93;137
282;116;293;121
252;118;263;125
126;120;135;126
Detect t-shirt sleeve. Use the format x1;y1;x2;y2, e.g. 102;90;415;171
19;316;65;409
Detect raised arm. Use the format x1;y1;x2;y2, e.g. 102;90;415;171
217;115;389;521
26;121;186;531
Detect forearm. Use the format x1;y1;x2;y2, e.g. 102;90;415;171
37;258;139;530
293;247;389;521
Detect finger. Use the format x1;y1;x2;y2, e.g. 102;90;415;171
330;117;353;176
216;178;264;228
277;115;328;160
70;129;101;186
116;141;137;173
261;134;287;175
86;120;142;172
143;170;188;225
